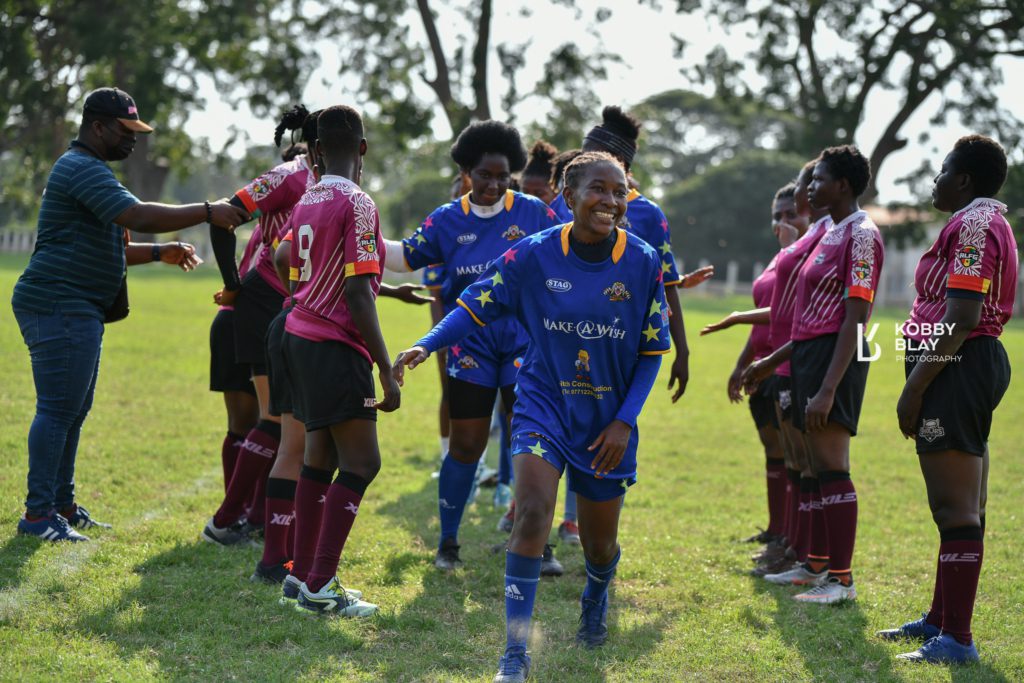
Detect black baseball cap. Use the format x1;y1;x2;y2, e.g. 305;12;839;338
83;87;154;133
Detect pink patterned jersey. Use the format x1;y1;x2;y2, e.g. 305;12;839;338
234;155;314;297
791;211;884;342
284;175;384;363
768;216;830;375
905;198;1018;341
748;253;778;360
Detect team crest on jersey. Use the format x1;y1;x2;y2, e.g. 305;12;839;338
502;225;525;241
603;282;631;301
852;258;871;284
919;418;945;443
574;350;591;381
358;233;377;254
956;245;980;271
458;355;479;369
814;252;827;265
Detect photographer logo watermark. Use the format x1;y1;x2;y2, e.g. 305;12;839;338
857;323;962;364
857;323;882;362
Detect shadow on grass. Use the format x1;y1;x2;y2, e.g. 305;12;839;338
371;471;672;681
0;534;44;590
748;575;1010;682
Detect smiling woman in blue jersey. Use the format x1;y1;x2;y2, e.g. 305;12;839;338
551;106;714;405
393;152;670;683
382;120;559;572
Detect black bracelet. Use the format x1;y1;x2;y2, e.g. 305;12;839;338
204;200;212;224
151;244;161;263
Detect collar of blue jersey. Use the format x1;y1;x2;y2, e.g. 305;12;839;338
560;224;628;263
626;188;641;202
460;189;515;215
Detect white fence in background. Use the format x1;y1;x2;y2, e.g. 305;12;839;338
0;230;36;253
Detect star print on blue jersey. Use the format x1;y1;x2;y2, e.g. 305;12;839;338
455;224;670;480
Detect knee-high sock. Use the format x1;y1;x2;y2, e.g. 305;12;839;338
939;526;984;645
213;420;280;528
291;466;332;582
504;550;542;653
260;477;296;565
583;548;620;603
306;471;370;593
438;454;477;546
221;432;245;493
245;453;274;527
765;459;786;535
794;477;814;561
784;468;801;545
819;471;857;583
925;551;943;628
805;477;829;573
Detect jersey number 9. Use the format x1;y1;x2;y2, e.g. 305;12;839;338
297;224;314;282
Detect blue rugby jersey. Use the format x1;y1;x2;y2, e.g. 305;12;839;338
421;263;448;300
550;189;682;285
402;190;559;314
12;145;140;319
456;224;670;479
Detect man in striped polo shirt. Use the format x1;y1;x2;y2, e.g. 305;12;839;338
10;87;249;542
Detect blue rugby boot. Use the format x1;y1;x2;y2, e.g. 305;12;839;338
576;593;609;648
493;648;531;682
877;613;941;642
897;633;980;664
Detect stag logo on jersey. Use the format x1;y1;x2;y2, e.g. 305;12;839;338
603;281;631;302
957;245;980;270
502;225;525;241
457;232;477;245
919;418;945;443
545;278;573;293
458;355;479;369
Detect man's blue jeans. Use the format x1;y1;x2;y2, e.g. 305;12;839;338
13;306;103;517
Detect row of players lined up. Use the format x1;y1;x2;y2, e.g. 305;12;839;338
12;87;1016;680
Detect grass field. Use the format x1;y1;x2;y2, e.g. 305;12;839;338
0;253;1021;682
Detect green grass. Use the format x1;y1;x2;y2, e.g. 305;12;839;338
0;253;1021;682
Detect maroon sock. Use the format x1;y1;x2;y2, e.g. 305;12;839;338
784;469;801;545
291;466;333;582
939;528;984;645
221;432;245;493
306;472;370;593
212;420;280;528
820;472;858;581
794;479;813;561
260;478;297;566
925;551;943;628
765;459;787;535
805;478;829;573
246;458;273;527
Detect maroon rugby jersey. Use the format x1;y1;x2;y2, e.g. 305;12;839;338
748;253;778;360
905;197;1018;341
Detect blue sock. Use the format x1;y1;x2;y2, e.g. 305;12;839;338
498;418;512;486
583;548;620;603
504;550;542;653
563;485;577;523
438;454;477;547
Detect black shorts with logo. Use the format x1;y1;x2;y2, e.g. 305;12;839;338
749;374;778;430
791;334;870;436
905;336;1010;457
265;307;292;417
233;270;284;372
282;331;377;431
774;374;794;422
209;308;256;395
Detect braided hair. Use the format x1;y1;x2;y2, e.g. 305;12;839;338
273;104;310;148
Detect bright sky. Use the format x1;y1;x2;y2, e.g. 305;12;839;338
186;1;1024;204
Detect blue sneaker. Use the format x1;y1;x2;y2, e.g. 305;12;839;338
493;648;531;682
62;504;111;530
897;633;980;664
877;613;941;642
576;594;609;648
17;512;89;542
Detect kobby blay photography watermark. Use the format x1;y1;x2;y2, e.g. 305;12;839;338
857;323;963;364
